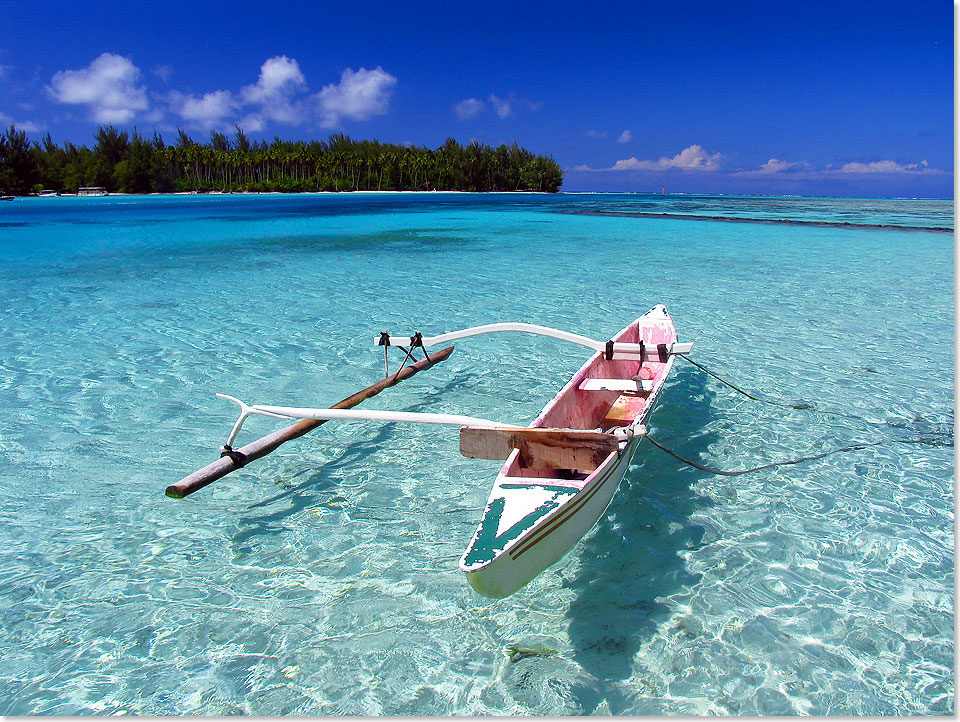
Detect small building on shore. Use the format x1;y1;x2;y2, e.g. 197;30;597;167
77;187;108;196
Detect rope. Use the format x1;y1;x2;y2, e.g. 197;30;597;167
645;435;950;476
676;353;929;425
677;353;811;410
649;353;953;475
644;435;884;476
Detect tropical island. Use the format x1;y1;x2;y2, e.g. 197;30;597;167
0;125;564;196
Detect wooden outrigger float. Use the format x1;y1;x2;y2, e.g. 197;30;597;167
165;348;456;499
168;305;692;598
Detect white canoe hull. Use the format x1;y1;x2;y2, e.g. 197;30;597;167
460;305;679;598
462;434;642;599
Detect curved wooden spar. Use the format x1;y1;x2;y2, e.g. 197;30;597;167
165;345;455;499
375;323;693;358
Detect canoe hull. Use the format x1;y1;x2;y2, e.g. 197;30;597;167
460;304;679;598
463;434;641;599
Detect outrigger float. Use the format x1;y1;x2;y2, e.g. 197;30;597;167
167;304;692;599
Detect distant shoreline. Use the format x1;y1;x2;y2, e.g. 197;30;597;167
559;209;954;233
20;189;549;198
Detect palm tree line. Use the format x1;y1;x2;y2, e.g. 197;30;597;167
0;125;564;195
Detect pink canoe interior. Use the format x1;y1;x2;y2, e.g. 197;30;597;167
502;314;677;480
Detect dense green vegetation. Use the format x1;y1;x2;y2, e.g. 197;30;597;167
0;125;563;195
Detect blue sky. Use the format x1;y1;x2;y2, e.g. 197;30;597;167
0;0;952;197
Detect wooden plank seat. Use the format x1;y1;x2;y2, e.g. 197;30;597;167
579;378;654;392
602;393;648;426
460;426;618;469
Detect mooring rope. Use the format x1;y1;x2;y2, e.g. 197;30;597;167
650;353;954;476
644;435;884;476
645;435;950;476
676;353;951;428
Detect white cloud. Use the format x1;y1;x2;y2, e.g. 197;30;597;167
837;159;932;173
452;91;539;121
316;66;396;127
730;156;947;178
488;93;513;118
241;55;306;105
584;129;607;138
170;89;237;127
153;65;173;84
0;111;42;133
612;144;723;171
454;97;485;120
758;158;799;173
237;113;265;132
730;158;810;176
617;129;633;144
240;55;307;125
47;53;400;133
48;53;148;123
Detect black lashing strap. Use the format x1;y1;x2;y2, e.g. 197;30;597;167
220;445;248;467
409;332;429;362
378;331;391;346
605;340;614;360
657;343;669;363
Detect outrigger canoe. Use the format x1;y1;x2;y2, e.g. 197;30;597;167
192;305;691;598
458;304;685;598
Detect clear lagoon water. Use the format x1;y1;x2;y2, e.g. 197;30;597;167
0;192;953;715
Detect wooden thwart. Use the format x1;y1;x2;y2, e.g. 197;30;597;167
460;426;620;470
165;346;455;499
603;393;648;426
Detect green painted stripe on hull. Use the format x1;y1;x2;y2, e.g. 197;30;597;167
499;482;587;493
461;487;578;567
509;446;627;560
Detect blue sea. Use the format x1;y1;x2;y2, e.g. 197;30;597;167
0;192;953;715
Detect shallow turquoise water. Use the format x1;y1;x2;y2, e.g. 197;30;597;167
0;193;953;714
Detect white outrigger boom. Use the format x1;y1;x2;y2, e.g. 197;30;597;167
375;322;693;361
216;394;639;465
217;393;506;449
217;319;690;452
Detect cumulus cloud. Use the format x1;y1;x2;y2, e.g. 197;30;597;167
454;97;485;120
237;113;266;133
837;159;932;173
455;92;539;120
169;89;237;128
0;111;42;133
241;56;306;105
48;52;148;123
48;53;400;133
316;66;397;128
153;64;174;84
612;144;723;171
617;129;633;144
732;157;945;177
488;93;513;118
729;158;810;176
239;55;308;125
759;158;799;173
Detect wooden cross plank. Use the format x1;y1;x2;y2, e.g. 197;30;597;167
460;426;619;470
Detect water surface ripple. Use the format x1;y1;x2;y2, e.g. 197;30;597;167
0;193;952;715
